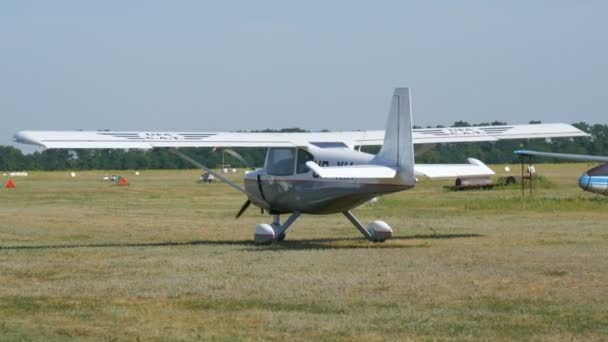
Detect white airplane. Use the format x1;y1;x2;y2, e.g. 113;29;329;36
15;88;587;243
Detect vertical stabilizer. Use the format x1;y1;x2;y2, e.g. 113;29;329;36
373;88;415;184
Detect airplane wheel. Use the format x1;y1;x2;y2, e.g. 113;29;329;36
254;224;275;244
277;233;286;241
368;221;393;242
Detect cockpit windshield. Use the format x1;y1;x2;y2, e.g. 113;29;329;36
587;163;608;176
266;148;295;176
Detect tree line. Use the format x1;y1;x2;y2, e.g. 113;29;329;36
1;122;606;171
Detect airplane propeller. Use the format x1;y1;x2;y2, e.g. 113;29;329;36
235;199;251;219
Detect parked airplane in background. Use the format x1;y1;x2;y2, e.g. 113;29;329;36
15;88;587;243
515;150;608;195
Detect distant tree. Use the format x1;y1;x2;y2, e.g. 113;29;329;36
254;128;309;133
0;146;24;171
37;150;72;170
451;121;471;127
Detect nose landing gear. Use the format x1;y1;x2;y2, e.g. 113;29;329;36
254;212;301;244
254;224;275;244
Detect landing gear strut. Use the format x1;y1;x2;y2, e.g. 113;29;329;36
343;210;393;242
254;212;301;244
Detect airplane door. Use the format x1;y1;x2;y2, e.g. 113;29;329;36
259;148;297;207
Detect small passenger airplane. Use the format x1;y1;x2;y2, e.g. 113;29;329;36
515;150;608;195
15;88;588;243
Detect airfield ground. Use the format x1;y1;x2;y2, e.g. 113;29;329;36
0;164;607;341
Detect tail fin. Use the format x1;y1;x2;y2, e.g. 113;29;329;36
373;87;415;184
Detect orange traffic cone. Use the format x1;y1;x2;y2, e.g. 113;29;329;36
4;178;15;189
116;176;129;186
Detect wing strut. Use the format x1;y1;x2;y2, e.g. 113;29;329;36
167;148;268;206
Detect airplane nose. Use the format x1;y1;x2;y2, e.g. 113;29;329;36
578;173;590;191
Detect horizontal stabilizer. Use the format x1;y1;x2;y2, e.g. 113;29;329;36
514;150;608;163
415;158;495;179
305;161;397;179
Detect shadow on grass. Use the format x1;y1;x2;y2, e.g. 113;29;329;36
0;233;482;251
397;233;483;240
243;233;483;251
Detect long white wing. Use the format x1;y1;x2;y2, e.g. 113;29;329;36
414;158;495;179
14;123;587;149
410;123;587;144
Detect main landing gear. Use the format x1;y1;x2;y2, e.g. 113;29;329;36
342;210;393;242
253;210;393;244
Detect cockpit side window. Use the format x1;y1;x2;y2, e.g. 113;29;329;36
296;149;314;174
266;148;295;176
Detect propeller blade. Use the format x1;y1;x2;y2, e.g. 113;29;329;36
235;200;251;219
224;149;251;168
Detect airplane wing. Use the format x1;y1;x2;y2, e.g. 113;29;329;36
514;150;608;163
414;158;495;179
410;123;587;144
14;123;587;149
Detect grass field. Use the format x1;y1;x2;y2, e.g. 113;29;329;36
1;164;607;341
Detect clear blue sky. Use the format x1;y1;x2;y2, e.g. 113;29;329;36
2;1;607;149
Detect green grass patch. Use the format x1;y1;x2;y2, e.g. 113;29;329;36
0;166;607;340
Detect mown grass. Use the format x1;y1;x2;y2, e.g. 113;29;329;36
0;164;607;340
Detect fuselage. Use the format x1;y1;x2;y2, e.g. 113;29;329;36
578;163;608;195
243;145;414;214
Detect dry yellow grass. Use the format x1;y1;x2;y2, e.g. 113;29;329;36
0;164;607;340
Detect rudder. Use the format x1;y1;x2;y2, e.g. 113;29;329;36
373;88;415;184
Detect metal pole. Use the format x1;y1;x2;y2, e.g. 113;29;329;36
529;156;533;196
521;158;524;197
